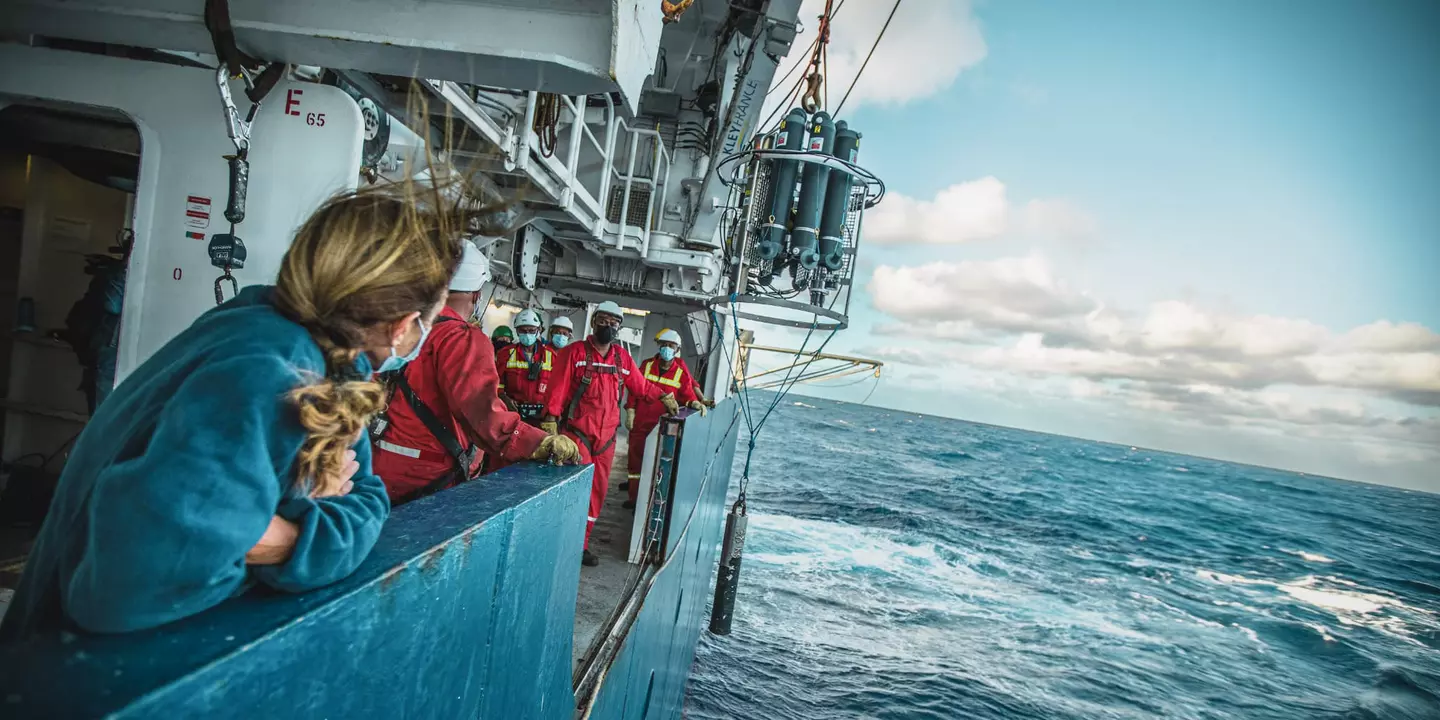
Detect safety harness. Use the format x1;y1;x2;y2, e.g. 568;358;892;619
562;342;622;458
499;344;552;423
369;317;475;500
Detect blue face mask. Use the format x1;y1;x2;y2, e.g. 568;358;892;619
377;317;429;374
517;332;539;347
551;334;569;349
658;346;677;362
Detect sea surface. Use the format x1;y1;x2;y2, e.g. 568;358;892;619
683;397;1440;719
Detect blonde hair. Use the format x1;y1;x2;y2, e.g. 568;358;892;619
274;186;470;494
272;84;527;494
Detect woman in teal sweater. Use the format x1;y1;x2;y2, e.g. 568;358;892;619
0;189;466;640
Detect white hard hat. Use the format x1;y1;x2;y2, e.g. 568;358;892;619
595;300;624;320
514;308;543;328
449;242;490;291
655;328;682;345
550;316;574;330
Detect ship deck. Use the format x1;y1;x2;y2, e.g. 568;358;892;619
572;429;641;667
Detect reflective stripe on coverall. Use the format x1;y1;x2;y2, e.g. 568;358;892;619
494;343;555;422
371;306;548;504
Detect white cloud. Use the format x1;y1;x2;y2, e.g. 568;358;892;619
865;177;1009;245
783;0;987;112
864;178;1099;247
869;254;1097;336
1138;301;1329;358
866;252;1440;411
1338;320;1440;353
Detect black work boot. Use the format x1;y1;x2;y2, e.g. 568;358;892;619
582;549;599;567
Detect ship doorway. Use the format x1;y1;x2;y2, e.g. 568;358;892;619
0;99;141;609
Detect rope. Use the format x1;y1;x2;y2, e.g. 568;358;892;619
533;93;560;158
835;0;903;116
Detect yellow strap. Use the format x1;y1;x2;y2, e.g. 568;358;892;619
506;348;554;371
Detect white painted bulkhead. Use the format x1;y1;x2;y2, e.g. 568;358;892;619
0;44;363;381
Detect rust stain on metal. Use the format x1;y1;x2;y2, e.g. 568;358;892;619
419;544;449;574
379;565;405;592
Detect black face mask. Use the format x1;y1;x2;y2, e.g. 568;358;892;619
594;325;618;344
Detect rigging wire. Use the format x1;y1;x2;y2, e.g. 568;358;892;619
834;0;903;116
858;374;881;405
766;0;847;100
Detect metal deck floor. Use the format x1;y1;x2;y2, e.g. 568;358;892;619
571;429;640;667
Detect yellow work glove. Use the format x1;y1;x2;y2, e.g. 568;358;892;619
624;408;636;430
540;420;559;436
660;393;680;415
687;400;708;417
702;398;716;408
531;433;581;464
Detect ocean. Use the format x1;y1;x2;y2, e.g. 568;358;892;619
683;397;1440;719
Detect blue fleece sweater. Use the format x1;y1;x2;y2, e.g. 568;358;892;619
0;286;390;641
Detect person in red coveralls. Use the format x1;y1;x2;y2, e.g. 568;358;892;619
371;243;579;504
622;328;711;508
494;308;554;427
542;301;678;567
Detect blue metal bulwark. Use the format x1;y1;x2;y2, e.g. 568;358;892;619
0;463;593;719
0;401;741;720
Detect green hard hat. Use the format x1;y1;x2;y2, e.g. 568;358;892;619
493;325;514;339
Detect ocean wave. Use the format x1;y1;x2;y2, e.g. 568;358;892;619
689;398;1440;719
1279;548;1337;564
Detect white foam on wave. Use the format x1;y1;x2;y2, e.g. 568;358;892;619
1196;569;1436;645
793;401;817;409
1230;624;1264;648
744;513;999;598
1195;570;1271;587
1279;548;1336;564
1305;622;1337;643
1277;576;1397;615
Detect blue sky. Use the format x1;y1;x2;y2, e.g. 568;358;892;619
754;0;1440;491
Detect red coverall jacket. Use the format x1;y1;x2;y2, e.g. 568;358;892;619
372;306;548;504
544;340;664;455
624;356;700;498
626;356;700;426
494;342;556;414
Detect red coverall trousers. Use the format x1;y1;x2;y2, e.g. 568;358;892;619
545;339;664;547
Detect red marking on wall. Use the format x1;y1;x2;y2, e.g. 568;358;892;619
286;88;303;116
